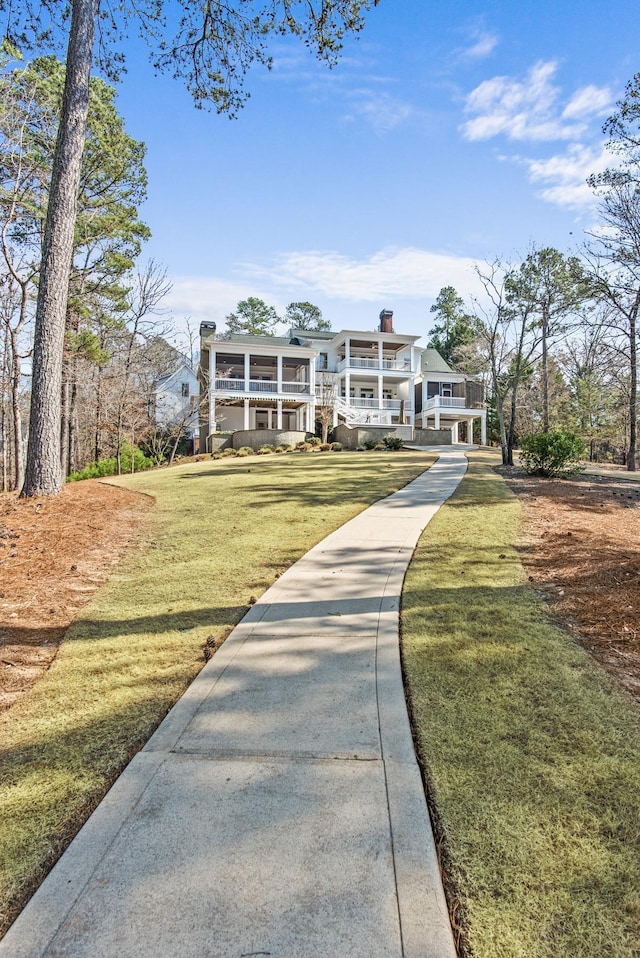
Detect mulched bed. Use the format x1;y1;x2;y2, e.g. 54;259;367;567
0;481;153;711
502;467;640;702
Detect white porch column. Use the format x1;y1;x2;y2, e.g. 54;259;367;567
309;356;316;396
377;374;383;402
452;421;459;443
481;412;487;446
345;337;351;365
467;418;474;443
378;340;383;366
244;353;250;390
276;400;283;429
345;372;351;403
277;355;283;393
434;410;441;429
243;399;250;430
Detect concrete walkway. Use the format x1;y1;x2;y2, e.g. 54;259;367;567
1;448;471;958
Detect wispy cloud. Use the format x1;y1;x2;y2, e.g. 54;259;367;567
242;247;480;301
343;90;414;131
519;143;611;208
461;30;499;61
461;60;612;142
164;277;266;329
266;41;415;133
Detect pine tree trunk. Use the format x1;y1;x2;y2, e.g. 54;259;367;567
21;0;98;497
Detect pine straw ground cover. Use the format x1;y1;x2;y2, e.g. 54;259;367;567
0;449;434;938
402;450;640;958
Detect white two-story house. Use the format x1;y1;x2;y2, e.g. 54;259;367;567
200;326;317;435
293;310;420;428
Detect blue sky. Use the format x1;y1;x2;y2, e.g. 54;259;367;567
111;0;640;340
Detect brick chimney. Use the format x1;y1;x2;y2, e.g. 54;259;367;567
379;309;394;333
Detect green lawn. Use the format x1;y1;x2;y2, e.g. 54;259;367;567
402;450;640;958
0;450;433;938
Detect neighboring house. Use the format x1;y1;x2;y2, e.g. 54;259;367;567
155;360;200;448
199;309;485;447
414;348;487;444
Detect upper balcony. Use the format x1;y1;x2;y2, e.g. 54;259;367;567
422;395;484;412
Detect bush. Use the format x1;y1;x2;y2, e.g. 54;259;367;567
236;446;255;457
520;430;585;478
362;438;379;450
307;436;322;446
220;448;237;458
257;444;274;455
382;436;404;451
319;443;332;451
330;442;343;452
68;444;154;482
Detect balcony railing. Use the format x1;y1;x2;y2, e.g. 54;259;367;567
344;398;414;411
281;382;309;393
214;378;310;395
423;396;467;410
336;357;412;373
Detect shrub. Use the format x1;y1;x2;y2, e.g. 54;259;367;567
257;444;274;455
68;444;153;482
363;438;379;450
330;442;343;452
319;443;332;451
356;444;366;452
236;446;254;457
520;430;586;478
383;436;404;451
274;444;287;453
220;448;237;458
307;436;322;446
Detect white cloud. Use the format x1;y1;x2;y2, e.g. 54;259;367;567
461;61;611;142
462;30;499;60
242;247;480;302
562;85;613;120
522;143;612;208
344;90;414;131
164;277;265;330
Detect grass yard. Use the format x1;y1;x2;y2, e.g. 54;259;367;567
0;449;434;938
402;450;640;958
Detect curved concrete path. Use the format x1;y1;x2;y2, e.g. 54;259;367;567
1;448;470;958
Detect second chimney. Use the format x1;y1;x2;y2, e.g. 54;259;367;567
379;309;394;333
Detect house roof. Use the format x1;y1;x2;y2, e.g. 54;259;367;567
289;328;335;341
421;348;455;374
225;333;294;347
